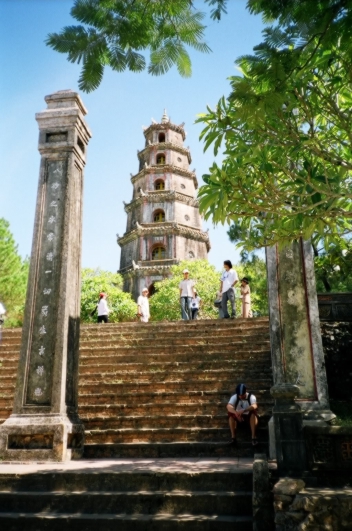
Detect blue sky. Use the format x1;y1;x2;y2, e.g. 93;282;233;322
0;0;265;272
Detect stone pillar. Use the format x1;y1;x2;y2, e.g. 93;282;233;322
266;239;333;421
0;90;91;461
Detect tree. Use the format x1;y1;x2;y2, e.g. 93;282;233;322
313;237;352;293
196;31;352;247
149;258;269;320
46;0;216;93
81;268;136;322
0;218;29;327
150;260;220;321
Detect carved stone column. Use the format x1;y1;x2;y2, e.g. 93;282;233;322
0;90;91;461
266;239;333;421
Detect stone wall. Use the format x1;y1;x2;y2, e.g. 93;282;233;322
321;322;352;401
273;478;352;530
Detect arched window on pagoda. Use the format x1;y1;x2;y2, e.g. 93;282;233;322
153;209;165;223
156;153;165;165
158;133;165;143
154;179;165;191
152;246;166;260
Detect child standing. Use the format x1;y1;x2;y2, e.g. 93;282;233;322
240;278;251;318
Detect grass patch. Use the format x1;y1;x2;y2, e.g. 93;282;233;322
330;400;352;427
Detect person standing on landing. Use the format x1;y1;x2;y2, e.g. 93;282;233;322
227;383;258;446
240;277;251;318
179;269;195;321
137;287;150;323
220;260;238;319
0;301;6;343
97;292;109;324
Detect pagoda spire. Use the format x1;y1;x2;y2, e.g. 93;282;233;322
161;109;169;123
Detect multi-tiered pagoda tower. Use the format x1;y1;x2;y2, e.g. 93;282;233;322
117;111;210;299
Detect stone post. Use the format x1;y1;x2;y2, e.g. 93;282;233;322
0;90;91;461
266;239;333;420
271;384;307;475
252;453;274;530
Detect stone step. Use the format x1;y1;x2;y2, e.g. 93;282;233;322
81;317;269;331
79;358;272;370
0;489;252;516
79;329;270;343
78;389;273;405
0;466;253;492
0;317;269;337
79;351;271;365
84;426;268;444
83;442;264;459
81;414;270;431
80;336;270;354
79;370;273;383
0;512;253;530
0;333;269;350
78;380;271;394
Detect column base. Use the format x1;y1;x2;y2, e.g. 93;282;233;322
0;413;84;461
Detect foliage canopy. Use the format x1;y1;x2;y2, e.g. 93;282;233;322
45;0;223;92
0;218;29;327
197;0;352;247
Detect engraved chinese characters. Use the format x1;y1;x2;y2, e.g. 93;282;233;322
25;160;66;404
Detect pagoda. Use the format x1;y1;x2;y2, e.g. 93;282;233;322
117;111;210;299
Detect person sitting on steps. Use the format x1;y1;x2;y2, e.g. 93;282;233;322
226;383;258;446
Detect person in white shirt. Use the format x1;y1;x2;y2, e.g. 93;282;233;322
179;269;195;321
97;292;109;323
220;260;238;319
191;290;202;320
137;288;150;323
0;302;6;342
226;383;258;446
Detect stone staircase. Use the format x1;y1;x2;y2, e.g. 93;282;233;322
0;317;274;529
0;317;273;458
0;459;258;530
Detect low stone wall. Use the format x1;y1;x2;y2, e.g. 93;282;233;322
305;425;352;472
273;478;352;530
320;321;352;401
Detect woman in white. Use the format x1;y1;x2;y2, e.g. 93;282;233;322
97;292;109;323
137;288;150;323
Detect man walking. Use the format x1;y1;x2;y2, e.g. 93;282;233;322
179;269;195;321
220;260;238;319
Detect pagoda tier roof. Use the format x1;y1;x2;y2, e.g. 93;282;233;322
117;222;211;251
137;141;191;164
131;164;198;189
123;190;199;213
143;120;186;141
119;259;179;277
